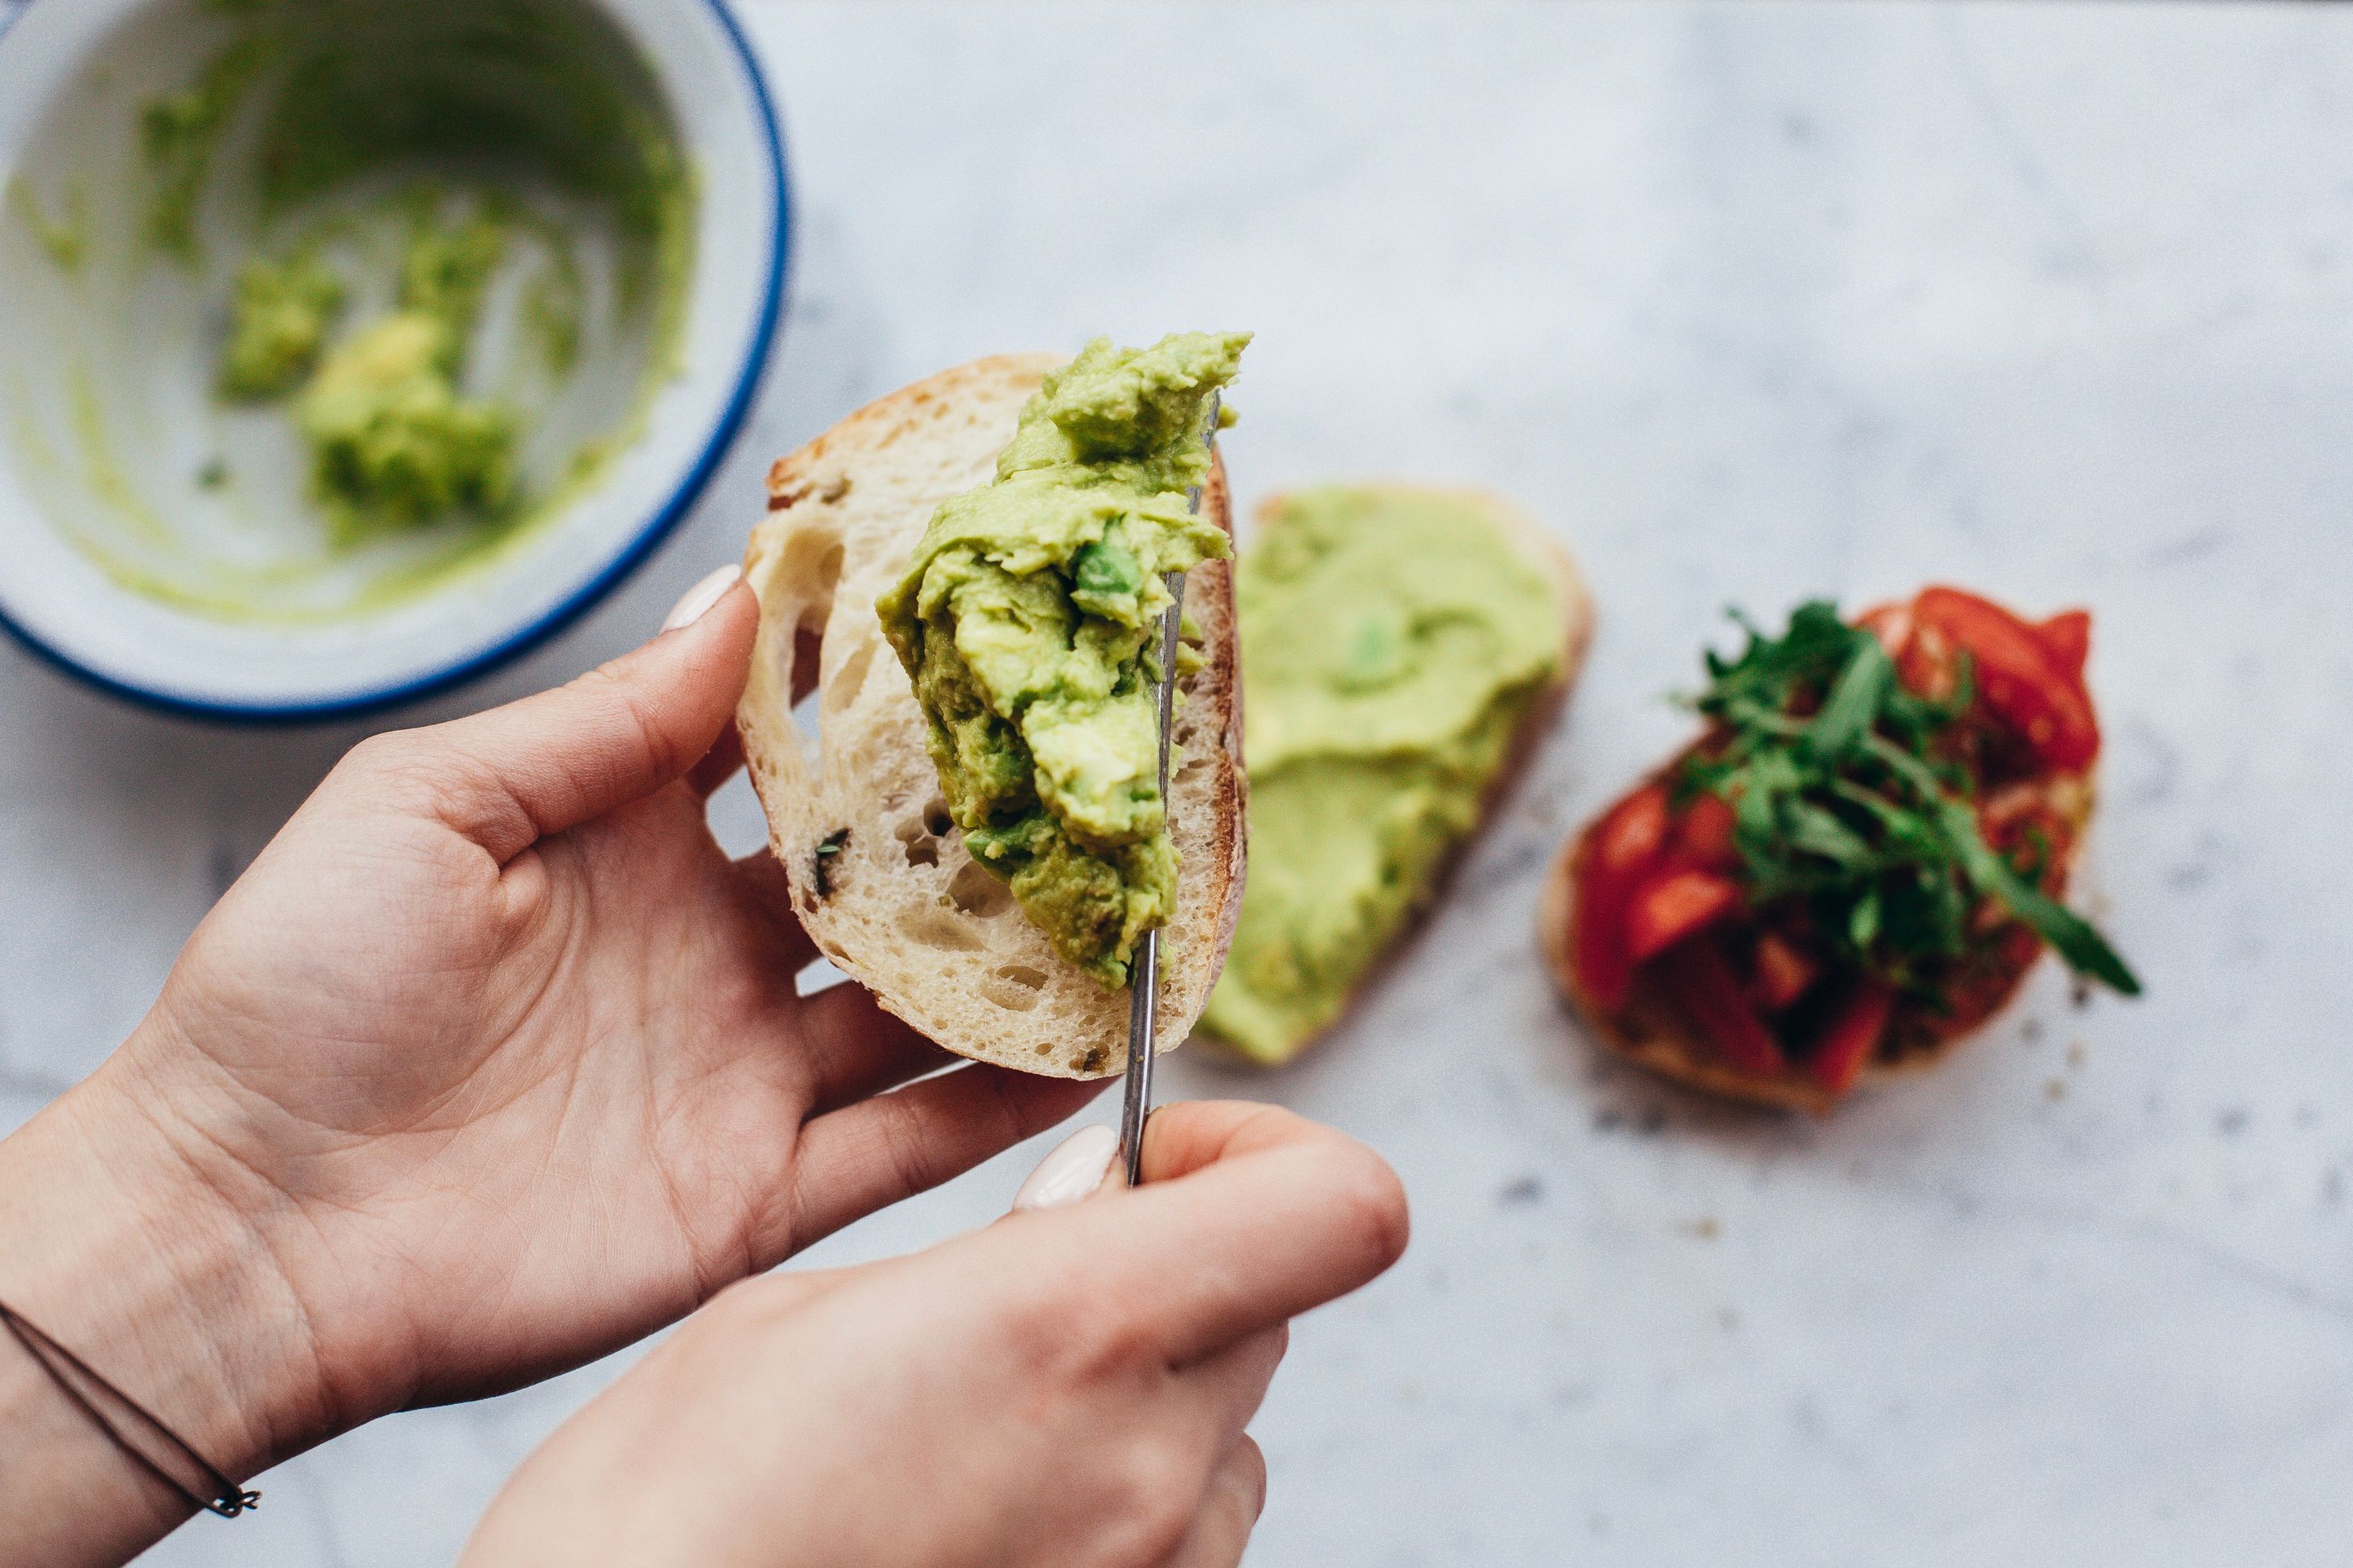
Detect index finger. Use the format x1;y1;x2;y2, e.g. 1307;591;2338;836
1011;1101;1410;1366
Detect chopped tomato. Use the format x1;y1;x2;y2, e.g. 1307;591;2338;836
1661;938;1787;1076
1894;622;1960;704
1856;600;1913;656
1979;787;2076;889
1931;924;2047;1039
1806;978;1895;1096
1595;783;1672;876
1749;930;1821;1013
1626;868;1743;963
1572;783;1672;1009
2036;609;2090;681
1912;586;2100;770
1670;791;1739;871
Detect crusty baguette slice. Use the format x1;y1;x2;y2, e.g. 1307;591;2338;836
737;354;1245;1079
1537;763;2094;1113
1202;485;1593;1064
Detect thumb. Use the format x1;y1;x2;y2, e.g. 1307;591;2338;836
411;565;757;860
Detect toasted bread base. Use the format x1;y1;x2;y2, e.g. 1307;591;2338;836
1199;485;1593;1066
1538;763;2095;1113
736;354;1245;1079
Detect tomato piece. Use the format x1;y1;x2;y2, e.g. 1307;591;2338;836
1571;913;1638;1011
1806;978;1896;1096
1979;786;2076;890
1571;783;1673;1010
1856;600;1913;656
1595;782;1671;877
1893;621;1959;704
1932;924;2045;1039
1670;791;1739;871
1914;586;2100;770
1661;937;1788;1077
1749;930;1821;1013
2036;609;2090;681
1627;869;1743;963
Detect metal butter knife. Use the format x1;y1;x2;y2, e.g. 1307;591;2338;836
1117;390;1220;1188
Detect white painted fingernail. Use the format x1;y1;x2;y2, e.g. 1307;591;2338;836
662;564;743;633
1012;1125;1120;1212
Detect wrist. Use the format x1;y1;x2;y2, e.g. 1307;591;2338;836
0;1052;331;1558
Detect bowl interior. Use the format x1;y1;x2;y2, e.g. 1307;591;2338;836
0;0;781;714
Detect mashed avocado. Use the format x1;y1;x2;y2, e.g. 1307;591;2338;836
1200;485;1565;1063
141;32;276;262
219;249;344;399
878;332;1248;987
269;200;519;544
296;316;517;547
219;199;523;543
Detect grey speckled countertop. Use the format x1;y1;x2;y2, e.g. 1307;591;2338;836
7;3;2351;1563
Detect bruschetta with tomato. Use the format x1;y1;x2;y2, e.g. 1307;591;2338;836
1539;586;2139;1113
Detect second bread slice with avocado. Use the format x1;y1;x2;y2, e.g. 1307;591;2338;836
1199;485;1592;1065
737;353;1246;1079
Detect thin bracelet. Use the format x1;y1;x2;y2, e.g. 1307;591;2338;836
0;1299;259;1520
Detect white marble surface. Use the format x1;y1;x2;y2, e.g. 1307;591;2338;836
5;2;2351;1562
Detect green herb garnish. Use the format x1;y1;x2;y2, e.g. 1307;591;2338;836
1681;602;2140;999
811;828;849;900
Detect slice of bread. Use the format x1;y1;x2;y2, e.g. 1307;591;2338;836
1202;485;1594;1065
736;354;1246;1079
1538;762;2094;1113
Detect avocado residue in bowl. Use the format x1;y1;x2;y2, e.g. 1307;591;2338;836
0;0;697;624
6;177;89;274
877;332;1248;987
234;198;527;547
1199;485;1567;1064
219;245;344;400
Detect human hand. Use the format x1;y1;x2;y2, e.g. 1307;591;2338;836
0;566;1101;1562
462;1102;1410;1568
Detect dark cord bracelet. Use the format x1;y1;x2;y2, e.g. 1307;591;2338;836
0;1298;259;1520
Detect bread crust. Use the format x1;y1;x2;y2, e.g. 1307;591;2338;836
1538;755;2095;1114
737;354;1244;1079
1201;485;1593;1065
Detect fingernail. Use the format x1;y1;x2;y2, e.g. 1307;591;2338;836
662;564;743;633
1012;1125;1120;1212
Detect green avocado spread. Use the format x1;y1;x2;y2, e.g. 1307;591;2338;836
878;332;1248;987
1199;485;1566;1064
278;203;521;544
219;247;343;400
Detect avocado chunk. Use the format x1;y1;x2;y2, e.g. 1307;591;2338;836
219;249;345;401
1199;486;1567;1063
273;202;520;545
296;312;517;546
878;331;1248;987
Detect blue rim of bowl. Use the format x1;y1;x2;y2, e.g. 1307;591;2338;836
0;0;792;725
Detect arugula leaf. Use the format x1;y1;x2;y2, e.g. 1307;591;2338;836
1680;600;2140;1001
1885;748;2143;996
1806;635;1892;760
1963;831;2142;994
1848;886;1882;949
1783;798;1877;867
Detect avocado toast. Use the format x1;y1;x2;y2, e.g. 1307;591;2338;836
736;353;1247;1079
1200;484;1592;1066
